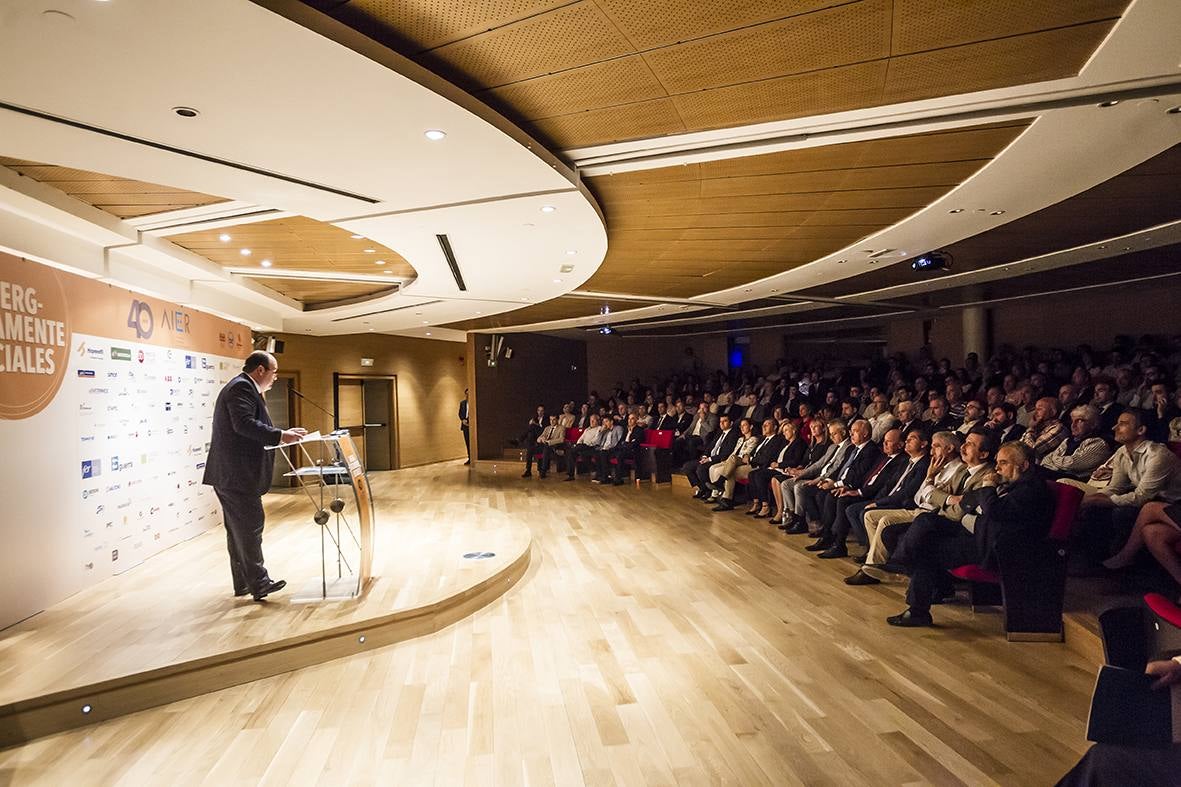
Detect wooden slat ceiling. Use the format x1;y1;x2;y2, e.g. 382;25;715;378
169;216;417;302
240;276;397;307
800;143;1181;298
449;119;1029;329
307;0;1127;149
0;157;228;219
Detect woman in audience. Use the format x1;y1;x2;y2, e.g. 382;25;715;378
1101;501;1181;587
770;420;829;526
747;420;805;518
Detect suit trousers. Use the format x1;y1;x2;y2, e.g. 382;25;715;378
540;443;565;475
215;487;272;595
860;508;921;576
746;467;776;504
841;500;875;545
904;528;976;613
682;458;719;490
1054;743;1181;787
778;477;811;516
891;512;965;567
820;493;866;541
566;444;596;477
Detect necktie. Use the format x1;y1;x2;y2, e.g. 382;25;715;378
863;455;890;487
889;459;918;495
836;444;862;481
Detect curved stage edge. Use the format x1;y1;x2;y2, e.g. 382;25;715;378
0;498;532;748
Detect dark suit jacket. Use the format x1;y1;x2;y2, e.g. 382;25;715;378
962;473;1055;570
706;428;740;462
873;455;931;509
858;452;908;499
993;422;1026;443
617;426;646;454
673;412;694;434
749;434;786;469
835;441;882;489
458;399;469;421
775;437;808;469
929;414;960;433
203;373;282;495
652;413;677;431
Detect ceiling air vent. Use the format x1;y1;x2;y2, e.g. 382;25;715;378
436;234;466;291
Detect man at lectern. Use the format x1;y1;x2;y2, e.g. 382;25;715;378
203;351;306;601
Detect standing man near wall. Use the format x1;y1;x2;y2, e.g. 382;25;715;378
459;388;471;465
203;350;306;601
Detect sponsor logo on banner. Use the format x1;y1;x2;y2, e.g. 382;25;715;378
77;369;95;378
81;459;101;479
184;355;194;369
82;487;99;499
110;347;132;361
77;342;104;360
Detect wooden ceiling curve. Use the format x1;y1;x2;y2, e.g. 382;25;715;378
0;157;228;219
306;0;1128;150
444;119;1031;329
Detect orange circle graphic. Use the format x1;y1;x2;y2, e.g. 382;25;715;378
0;264;71;420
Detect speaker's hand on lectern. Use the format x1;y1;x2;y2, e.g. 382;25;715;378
280;428;308;445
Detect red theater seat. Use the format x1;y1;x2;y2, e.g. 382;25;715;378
948;480;1084;641
639;429;675;483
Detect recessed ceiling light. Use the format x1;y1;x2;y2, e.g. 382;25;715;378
540;205;556;213
475;311;482;314
1098;245;1107;250
368;328;374;332
239;248;251;256
218;233;231;242
425;332;432;336
1099;99;1120;108
172;106;199;118
836;259;847;264
990;210;1006;216
424;129;447;141
1122;246;1131;251
384;270;394;275
566;250;577;255
1168;106;1181;115
948;208;964;214
350;234;363;239
520;297;529;301
553;278;562;283
260;259;272;268
375;260;386;265
364;248;376;253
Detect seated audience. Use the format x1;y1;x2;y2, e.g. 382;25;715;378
1076;408;1181;563
682;415;738;498
955;399;986;435
800;419;882;534
886;441;1054;627
1089;377;1123;437
770;421;829;524
605;413;645;485
987;402;1026;443
676;402;717;462
1040;404;1111;480
1020;396;1068;460
810;428;906;558
747;420;804;517
651;401;676;431
592;415;624;484
564;415;603;479
520;405;547;477
777;421;849;534
535;415;567;479
706;418;760;510
867;395;897;442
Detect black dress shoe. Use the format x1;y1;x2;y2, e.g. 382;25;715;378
805;539;832;552
692;489;709;499
865;561;909;575
711;500;734;512
234;589;249;597
563;476;575;481
844;571;880;585
521;471;532;478
818;546;849;559
252;579;287;602
854;554;868;565
886;609;933;627
785;522;809;535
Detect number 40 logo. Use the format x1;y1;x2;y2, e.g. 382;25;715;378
127;299;154;340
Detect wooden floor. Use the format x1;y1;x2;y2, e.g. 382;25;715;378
0;462;1098;785
0;474;530;707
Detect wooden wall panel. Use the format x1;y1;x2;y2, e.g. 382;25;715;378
274;332;468;468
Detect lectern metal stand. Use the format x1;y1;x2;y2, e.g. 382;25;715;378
266;430;375;602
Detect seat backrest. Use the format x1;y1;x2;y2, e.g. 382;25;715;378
643;429;674;449
1046;480;1085;541
1145;593;1181;631
566;428;584;443
1169;441;1181;460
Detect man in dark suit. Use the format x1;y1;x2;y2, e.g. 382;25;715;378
886;441;1054;627
651;402;676;432
459;388;470;465
800;419;881;531
682;415;738;498
203;351;305;601
810;428;907;557
610;414;646;484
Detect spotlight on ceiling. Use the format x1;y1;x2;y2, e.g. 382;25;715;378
1098;99;1120;108
424;129;447;141
260;259;272;268
172;106;199;118
540;205;556;213
598;325;615;335
239;248;251;256
218;233;231;242
350;234;363;239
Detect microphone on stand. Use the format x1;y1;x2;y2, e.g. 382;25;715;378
289;383;337;434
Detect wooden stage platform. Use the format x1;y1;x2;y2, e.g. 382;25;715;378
0;472;531;746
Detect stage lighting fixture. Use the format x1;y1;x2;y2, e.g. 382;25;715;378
599;325;615;335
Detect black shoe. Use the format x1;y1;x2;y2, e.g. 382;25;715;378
692;489;709;500
818;546;849;559
854;554;868;565
711;500;734;512
785;522;809;535
539;473;548;479
805;539;832;552
234;588;250;597
463;460;471;466
563;475;575;481
886;609;933;628
866;561;908;575
844;571;880;586
252;579;287;602
521;471;532;478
